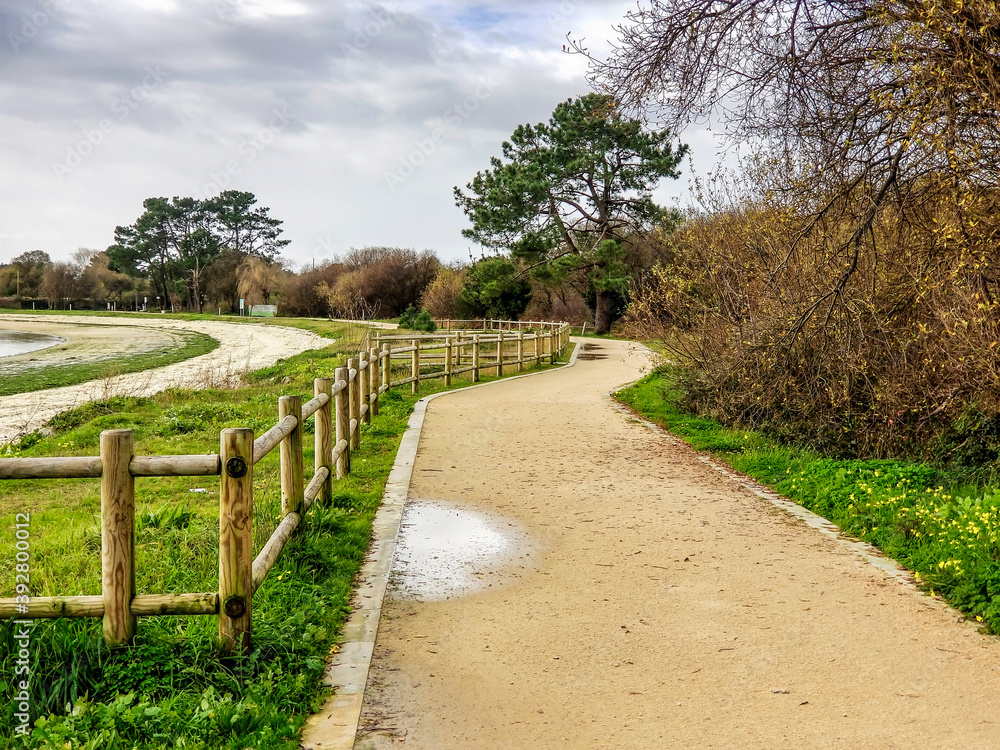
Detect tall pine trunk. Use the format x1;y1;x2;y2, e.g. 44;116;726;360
594;289;614;334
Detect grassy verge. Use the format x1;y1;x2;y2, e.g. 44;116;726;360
0;329;218;398
0;324;567;749
617;366;1000;635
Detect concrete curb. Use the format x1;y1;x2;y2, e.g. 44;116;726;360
300;342;580;749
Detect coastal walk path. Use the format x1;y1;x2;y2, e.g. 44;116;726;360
334;338;1000;748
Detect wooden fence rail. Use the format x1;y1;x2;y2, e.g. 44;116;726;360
0;321;570;653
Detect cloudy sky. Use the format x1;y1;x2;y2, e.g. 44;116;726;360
0;0;720;270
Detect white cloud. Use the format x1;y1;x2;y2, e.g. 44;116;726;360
0;0;704;268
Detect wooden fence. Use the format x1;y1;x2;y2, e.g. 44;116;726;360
0;321;570;652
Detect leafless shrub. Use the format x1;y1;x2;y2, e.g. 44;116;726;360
628;168;1000;464
419;267;467;319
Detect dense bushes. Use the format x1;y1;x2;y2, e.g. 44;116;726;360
419;267;468;319
397;304;435;332
627;174;1000;474
305;247;439;319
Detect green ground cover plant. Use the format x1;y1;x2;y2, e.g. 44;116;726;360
617;366;1000;635
0;321;569;749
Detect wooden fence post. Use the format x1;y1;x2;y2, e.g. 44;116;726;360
335;366;350;478
455;331;463;367
445;336;453;386
517;331;524;372
411;339;420;394
496;331;504;377
279;395;303;518
315;377;333;505
220;427;253;654
359;352;371;425
101;429;135;647
368;347;380;417
348;357;361;450
472;334;480;382
549;329;556;364
382;343;392;392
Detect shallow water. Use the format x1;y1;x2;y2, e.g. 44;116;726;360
0;330;64;358
391;500;536;601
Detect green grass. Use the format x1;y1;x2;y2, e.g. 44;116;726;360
0;329;218;398
0;325;566;749
617;366;1000;635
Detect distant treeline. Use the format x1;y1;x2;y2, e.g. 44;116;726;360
1;191;673;327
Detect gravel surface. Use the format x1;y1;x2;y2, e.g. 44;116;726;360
353;337;1000;749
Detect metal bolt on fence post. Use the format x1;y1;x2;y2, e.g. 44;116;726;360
219;427;253;654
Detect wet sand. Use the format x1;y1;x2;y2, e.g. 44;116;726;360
0;314;328;443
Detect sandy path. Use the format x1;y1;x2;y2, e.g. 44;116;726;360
354;338;1000;749
0;314;329;443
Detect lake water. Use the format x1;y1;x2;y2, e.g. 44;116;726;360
0;330;65;358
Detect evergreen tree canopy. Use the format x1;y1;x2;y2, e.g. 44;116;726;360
454;93;686;332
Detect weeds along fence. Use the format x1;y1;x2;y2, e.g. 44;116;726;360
0;321;570;653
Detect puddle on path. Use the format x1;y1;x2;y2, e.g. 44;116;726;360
390;500;537;601
578;342;607;360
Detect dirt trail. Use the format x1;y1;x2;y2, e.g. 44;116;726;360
355;338;1000;749
0;314;328;443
